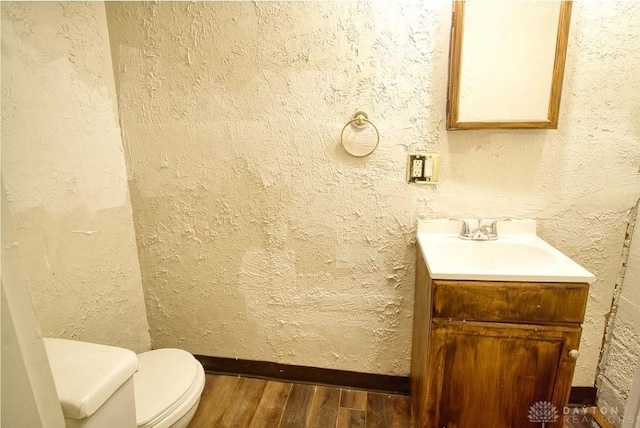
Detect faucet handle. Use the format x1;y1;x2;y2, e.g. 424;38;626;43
449;218;471;235
489;218;511;233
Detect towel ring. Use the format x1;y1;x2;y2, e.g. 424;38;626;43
340;111;380;158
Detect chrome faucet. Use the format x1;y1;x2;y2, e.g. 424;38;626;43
450;218;511;241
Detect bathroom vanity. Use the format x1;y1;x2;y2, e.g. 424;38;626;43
411;219;595;428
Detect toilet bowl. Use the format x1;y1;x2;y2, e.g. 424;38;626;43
44;338;205;428
134;348;205;428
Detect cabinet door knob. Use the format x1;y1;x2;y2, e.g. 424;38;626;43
568;349;580;359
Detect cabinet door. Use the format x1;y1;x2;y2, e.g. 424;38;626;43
422;320;581;428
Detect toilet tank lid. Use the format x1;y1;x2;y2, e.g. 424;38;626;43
44;338;140;419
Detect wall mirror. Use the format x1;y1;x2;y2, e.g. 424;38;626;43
447;1;572;130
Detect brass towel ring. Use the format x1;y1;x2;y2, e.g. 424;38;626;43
340;111;380;158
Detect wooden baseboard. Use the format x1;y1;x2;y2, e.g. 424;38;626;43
195;354;595;402
588;407;615;428
194;355;410;395
569;386;598;406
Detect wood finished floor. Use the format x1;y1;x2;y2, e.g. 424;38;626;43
563;409;600;428
187;374;598;428
188;374;410;427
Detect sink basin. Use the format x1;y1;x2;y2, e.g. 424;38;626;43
436;241;557;271
417;219;595;282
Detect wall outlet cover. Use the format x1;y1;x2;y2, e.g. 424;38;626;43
407;153;440;184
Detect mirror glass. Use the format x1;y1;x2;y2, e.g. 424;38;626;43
447;1;572;130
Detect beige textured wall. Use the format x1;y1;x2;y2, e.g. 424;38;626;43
106;1;640;382
2;186;66;428
598;200;640;425
1;2;151;352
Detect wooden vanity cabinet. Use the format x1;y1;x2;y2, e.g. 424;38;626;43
410;248;589;428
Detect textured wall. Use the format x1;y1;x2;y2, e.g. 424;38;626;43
1;2;151;352
598;201;640;425
2;186;66;428
106;1;640;381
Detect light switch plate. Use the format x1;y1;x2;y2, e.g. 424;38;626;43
407;153;440;184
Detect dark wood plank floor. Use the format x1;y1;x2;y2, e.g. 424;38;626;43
188;374;599;428
188;374;411;427
564;408;600;428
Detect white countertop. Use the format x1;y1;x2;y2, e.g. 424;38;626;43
417;219;595;283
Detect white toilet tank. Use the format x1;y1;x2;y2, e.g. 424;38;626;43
44;338;140;428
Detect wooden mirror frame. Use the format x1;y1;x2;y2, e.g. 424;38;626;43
446;1;573;130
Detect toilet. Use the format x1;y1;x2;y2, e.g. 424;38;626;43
44;338;205;428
